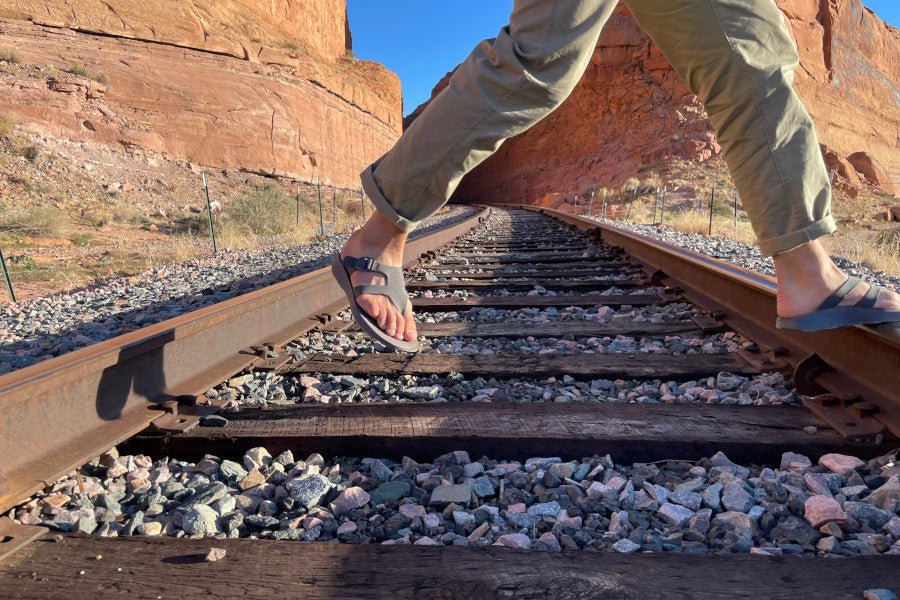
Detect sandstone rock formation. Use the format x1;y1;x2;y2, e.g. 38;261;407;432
0;1;400;187
436;1;900;207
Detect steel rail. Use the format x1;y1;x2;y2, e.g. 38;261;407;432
0;209;489;515
531;206;900;438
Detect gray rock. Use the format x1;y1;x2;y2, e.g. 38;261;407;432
362;458;393;483
611;538;640;553
370;481;411;506
183;505;220;535
220;460;248;481
865;476;900;510
703;482;723;511
399;386;442;400
668;491;702;511
429;484;473;508
721;483;753;513
181;482;228;510
471;476;496;497
712;511;755;553
770;516;821;547
845;502;895;529
527;501;561;518
73;516;98;535
506;512;539;529
244;514;279;529
290;475;332;510
462;463;485;478
658;502;695;527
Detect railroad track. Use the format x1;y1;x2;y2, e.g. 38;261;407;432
1;206;899;599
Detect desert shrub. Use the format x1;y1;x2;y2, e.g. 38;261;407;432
223;181;296;236
37;64;59;80
69;61;109;85
0;48;23;64
20;145;39;162
0;206;69;238
0;113;16;137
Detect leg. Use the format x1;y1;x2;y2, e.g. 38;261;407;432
340;0;617;348
625;0;900;328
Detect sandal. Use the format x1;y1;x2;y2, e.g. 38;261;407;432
776;276;900;331
331;253;419;352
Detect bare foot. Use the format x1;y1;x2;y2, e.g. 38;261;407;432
774;240;900;319
339;212;417;342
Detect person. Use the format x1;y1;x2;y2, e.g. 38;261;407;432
331;0;900;352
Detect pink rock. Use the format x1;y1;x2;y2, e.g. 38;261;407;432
587;481;612;499
134;455;153;468
381;535;411;545
331;487;370;514
507;503;526;513
302;517;323;530
750;547;783;556
299;376;321;388
195;459;219;475
18;513;42;526
803;473;832;496
606;476;627;493
423;513;442;529
493;533;531;549
414;536;440;546
336;521;357;535
804;495;848;528
399;504;426;519
819;453;865;475
883;517;900;538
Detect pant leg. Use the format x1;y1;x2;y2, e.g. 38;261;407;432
364;0;617;233
624;0;835;256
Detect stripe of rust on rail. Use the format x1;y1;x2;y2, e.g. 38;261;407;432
528;206;900;439
0;209;489;515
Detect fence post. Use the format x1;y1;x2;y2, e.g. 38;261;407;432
360;185;366;222
202;172;217;254
0;245;15;303
317;177;324;236
587;190;594;217
332;187;336;224
601;189;607;222
708;182;716;236
652;187;660;224
624;187;637;222
733;188;738;233
660;185;667;222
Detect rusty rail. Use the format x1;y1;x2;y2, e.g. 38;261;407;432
0;209;489;515
534;206;900;440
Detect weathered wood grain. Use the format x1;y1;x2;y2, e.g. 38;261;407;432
4;536;898;600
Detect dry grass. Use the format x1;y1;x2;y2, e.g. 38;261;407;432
0;205;70;238
0;113;16;138
143;235;206;268
859;227;900;276
69;61;108;85
0;48;23;64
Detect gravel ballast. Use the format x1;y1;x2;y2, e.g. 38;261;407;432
12;447;900;557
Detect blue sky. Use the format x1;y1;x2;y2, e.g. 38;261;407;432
346;1;899;116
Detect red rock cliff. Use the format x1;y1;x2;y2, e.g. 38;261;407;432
440;0;899;206
0;1;400;187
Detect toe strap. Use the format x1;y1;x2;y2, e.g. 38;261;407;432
819;276;862;310
342;256;409;314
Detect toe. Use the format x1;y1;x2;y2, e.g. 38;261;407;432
875;286;900;311
403;306;417;341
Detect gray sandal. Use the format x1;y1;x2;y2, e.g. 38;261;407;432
331;253;419;352
776;275;900;331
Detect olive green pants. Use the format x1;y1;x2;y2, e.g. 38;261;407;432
362;0;836;256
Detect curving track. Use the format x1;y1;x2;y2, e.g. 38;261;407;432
1;206;899;599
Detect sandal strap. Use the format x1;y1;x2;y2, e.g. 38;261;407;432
342;255;408;314
820;276;862;310
858;282;882;309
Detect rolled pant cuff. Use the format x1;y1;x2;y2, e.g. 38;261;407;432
361;165;420;234
759;215;837;257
